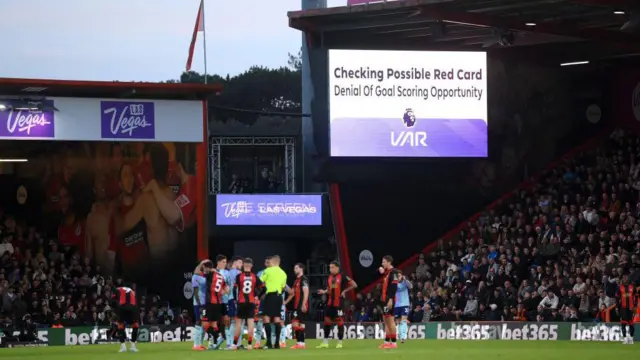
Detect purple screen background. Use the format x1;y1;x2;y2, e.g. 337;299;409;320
330;117;487;157
216;194;323;226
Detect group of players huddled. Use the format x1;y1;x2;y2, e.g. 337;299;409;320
110;253;413;352
186;253;411;350
187;254;309;350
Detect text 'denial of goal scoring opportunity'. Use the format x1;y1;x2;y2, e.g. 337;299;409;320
328;50;488;158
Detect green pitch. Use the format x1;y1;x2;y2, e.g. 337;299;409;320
1;340;636;360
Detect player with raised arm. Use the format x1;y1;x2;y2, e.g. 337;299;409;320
393;270;412;343
316;261;357;349
203;255;229;350
285;263;310;349
113;286;139;353
231;258;263;350
192;259;213;350
617;274;636;344
379;255;400;349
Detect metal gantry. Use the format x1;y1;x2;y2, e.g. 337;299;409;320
208;136;296;194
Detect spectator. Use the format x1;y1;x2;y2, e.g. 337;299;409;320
228;174;243;193
415;255;429;281
356;306;369;322
572;276;587;295
0;237;14;256
462;294;478;318
410;305;424;322
597;289;615;309
539;291;559;310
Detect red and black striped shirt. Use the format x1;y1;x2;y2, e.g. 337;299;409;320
327;273;352;308
293;275;309;310
208;271;226;304
235;271;262;304
115;287;136;306
381;268;400;301
618;284;637;309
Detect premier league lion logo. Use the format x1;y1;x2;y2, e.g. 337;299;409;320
403;108;416;128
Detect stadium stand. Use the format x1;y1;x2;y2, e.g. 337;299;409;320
0;222;176;331
3;129;640;329
359;129;640;323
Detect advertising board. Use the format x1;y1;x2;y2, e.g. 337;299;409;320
215;194;323;226
25;322;640;346
0;97;203;142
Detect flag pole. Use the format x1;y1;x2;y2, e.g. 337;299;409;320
201;0;208;84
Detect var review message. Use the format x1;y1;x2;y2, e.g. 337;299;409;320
333;67;484;101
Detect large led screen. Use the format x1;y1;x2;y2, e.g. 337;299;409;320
216;194;322;226
329;50;488;157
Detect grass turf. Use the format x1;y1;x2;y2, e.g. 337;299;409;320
1;340;637;360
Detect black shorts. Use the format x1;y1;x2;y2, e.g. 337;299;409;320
292;308;308;322
324;306;344;320
203;304;224;322
620;308;635;323
117;305;139;325
263;293;283;318
382;298;394;316
237;303;256;320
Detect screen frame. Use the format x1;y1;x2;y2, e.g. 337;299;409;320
326;49;488;159
214;193;324;227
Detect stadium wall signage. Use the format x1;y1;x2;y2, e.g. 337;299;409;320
432;322;558;340
312;322;426;339
0;97;203;142
429;322;638;341
215;194;323;226
18;322;639;346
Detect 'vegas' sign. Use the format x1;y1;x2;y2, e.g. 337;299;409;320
100;101;155;139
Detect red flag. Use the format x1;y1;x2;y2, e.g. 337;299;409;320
186;0;204;72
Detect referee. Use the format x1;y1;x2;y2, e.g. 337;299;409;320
259;255;287;349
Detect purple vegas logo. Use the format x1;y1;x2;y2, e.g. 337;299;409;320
0;101;55;138
100;101;155;139
216;194;323;226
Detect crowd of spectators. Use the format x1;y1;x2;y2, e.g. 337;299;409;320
0;219;177;331
356;129;640;323
6;129;640;329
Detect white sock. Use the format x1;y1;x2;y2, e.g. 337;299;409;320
323;338;328;344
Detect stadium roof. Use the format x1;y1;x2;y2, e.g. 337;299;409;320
288;0;640;66
0;78;223;100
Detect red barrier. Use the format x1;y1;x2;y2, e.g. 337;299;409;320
359;129;611;295
330;183;355;300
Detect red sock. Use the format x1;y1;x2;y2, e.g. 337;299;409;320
234;336;239;344
248;336;253;345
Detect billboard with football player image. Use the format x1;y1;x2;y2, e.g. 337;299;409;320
12;142;198;306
